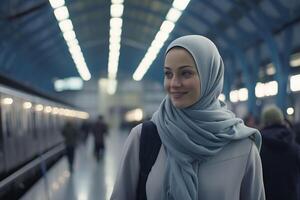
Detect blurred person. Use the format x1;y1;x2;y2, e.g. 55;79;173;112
244;112;259;129
260;105;300;200
294;122;300;145
62;120;78;172
80;120;91;144
92;115;108;160
110;35;265;200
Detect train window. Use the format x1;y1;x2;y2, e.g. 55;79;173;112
3;109;12;138
27;109;33;136
32;110;38;138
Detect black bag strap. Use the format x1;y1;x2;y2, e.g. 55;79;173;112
136;121;162;200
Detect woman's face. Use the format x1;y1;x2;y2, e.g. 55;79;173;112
164;47;201;109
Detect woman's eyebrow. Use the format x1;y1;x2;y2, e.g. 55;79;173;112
164;65;193;70
179;65;193;70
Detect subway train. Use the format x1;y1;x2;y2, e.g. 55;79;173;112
0;74;88;198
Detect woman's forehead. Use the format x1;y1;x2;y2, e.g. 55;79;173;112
165;48;196;64
165;47;199;73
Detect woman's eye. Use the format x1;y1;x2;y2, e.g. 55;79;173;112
164;71;172;79
182;71;193;78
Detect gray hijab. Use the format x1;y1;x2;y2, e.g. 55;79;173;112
151;35;261;200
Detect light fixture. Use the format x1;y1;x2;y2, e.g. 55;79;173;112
54;6;69;21
132;0;190;81
59;19;73;32
49;0;65;9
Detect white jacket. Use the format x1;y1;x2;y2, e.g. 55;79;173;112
111;124;265;200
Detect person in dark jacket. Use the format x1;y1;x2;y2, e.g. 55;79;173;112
62;120;78;172
92;115;108;160
260;105;300;200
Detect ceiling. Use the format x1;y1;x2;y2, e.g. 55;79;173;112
0;0;300;94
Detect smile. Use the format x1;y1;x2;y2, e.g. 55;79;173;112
171;92;188;99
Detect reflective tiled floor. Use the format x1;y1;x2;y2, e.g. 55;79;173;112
21;129;129;200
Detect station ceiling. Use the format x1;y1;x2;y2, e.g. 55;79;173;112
0;0;300;93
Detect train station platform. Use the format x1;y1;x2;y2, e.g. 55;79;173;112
20;129;129;200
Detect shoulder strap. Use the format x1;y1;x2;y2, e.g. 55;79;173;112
136;121;161;200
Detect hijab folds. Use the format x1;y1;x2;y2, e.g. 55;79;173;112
151;35;261;200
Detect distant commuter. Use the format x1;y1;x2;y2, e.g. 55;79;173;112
260;105;300;200
111;35;265;200
294;122;300;145
61;120;78;172
92;115;108;160
244;112;259;129
80;120;91;144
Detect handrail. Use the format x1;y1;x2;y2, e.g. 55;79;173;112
0;143;65;191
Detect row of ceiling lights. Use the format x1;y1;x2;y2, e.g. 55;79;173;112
219;74;300;103
104;0;191;95
132;0;191;81
106;0;125;95
49;0;91;81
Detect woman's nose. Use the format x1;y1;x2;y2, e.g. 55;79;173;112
170;76;182;87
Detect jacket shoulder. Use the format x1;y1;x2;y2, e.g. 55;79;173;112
206;138;255;164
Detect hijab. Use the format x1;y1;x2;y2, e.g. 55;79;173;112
151;35;261;200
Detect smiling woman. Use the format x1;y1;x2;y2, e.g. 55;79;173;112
164;47;200;109
110;35;265;200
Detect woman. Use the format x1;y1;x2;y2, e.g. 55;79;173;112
110;35;265;200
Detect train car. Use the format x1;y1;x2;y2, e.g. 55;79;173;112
0;74;89;198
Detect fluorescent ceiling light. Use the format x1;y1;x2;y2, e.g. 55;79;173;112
77;67;91;81
59;19;73;32
166;8;182;22
290;59;300;67
290;53;300;67
67;39;79;47
154;31;169;44
51;1;91;81
172;0;190;11
69;45;81;54
151;39;165;49
160;20;175;34
110;18;123;28
266;63;276;75
229;90;238;103
107;78;117;95
148;46;160;56
112;0;124;3
71;51;84;60
63;30;76;41
255;81;278;97
111;4;124;17
110;51;120;59
290;74;300;92
49;0;65;9
54;6;69;21
255;82;265;98
110;35;121;43
125;108;143;122
238;88;248;101
109;43;121;51
109;73;116;79
265;81;278;96
110;28;122;36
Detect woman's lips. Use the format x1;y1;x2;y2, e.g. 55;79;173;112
171;92;187;99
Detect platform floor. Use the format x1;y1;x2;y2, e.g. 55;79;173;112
20;129;129;200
